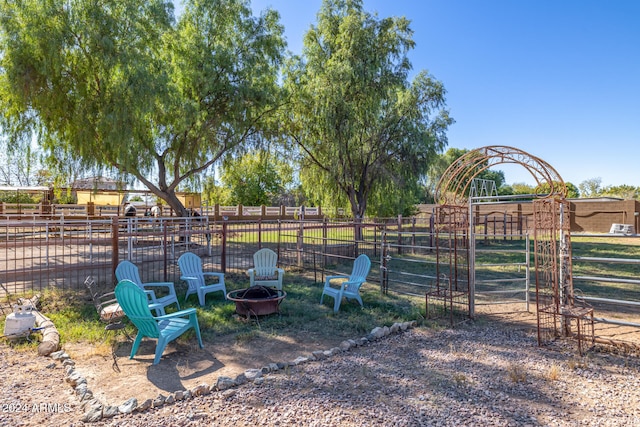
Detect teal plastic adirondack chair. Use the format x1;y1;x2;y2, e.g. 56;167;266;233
247;248;284;290
177;252;226;306
320;254;371;313
115;279;203;365
115;260;180;316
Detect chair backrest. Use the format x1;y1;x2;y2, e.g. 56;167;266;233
178;252;205;287
350;254;371;281
115;280;160;338
115;260;143;286
84;276;121;323
84;275;102;308
253;248;278;276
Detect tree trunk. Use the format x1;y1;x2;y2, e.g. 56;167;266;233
156;190;189;217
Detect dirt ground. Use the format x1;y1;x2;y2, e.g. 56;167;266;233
64;318;349;406
59;300;640;409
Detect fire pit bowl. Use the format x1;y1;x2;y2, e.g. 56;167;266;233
226;285;286;317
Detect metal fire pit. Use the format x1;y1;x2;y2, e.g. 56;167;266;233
226;285;286;317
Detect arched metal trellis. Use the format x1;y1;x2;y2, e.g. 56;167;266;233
434;145;567;206
430;145;593;353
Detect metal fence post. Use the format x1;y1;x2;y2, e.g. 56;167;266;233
111;217;119;283
221;221;227;273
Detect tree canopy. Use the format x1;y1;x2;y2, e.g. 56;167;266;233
283;0;453;219
203;150;294;206
0;0;285;215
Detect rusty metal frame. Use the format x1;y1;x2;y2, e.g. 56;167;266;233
425;204;470;324
431;145;592;354
434;145;567;206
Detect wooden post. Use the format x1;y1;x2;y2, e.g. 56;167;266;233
503;211;507;241
397;215;403;255
412;217;416;254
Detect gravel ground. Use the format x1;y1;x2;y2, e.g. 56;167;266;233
2;321;640;426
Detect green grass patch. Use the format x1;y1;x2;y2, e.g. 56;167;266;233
1;272;425;351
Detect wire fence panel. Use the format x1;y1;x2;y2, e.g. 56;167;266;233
0;216;437;302
571;233;640;328
0;219;114;294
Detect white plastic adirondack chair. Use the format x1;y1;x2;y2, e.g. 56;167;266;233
178;252;226;306
320;254;371;313
115;260;180;316
247;248;284;290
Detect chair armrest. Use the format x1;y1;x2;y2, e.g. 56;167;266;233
340;277;365;291
142;282;177;295
202;272;224;279
247;268;255;278
180;275;197;282
155;308;197;320
142;281;175;288
324;275;348;286
144;289;158;303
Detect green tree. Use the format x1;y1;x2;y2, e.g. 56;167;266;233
0;0;285;216
578;178;603;198
218;150;292;206
424;148;507;201
503;181;579;199
601;184;639;200
283;0;453;220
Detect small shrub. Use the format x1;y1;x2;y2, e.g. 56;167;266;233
507;363;527;383
567;358;588;370
546;364;560;381
452;373;468;386
235;330;258;344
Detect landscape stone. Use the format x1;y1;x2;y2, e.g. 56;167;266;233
292;356;308;365
339;340;352;351
235;373;248;385
216;376;236;390
152;393;166;407
137;398;152;412
102;405;119;418
312;351;326;360
244;368;263;381
191;384;210;397
118;398;138;414
49;350;69;360
82;404;103;423
66;371;86;387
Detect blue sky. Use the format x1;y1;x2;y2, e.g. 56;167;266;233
178;0;640;188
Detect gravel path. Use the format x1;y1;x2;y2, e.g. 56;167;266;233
2;322;640;426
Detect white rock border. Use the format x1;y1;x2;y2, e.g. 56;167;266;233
49;321;418;422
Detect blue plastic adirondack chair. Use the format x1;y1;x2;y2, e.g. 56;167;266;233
247;248;285;290
115;279;203;365
177;252;227;306
115;260;180;316
320;254;371;313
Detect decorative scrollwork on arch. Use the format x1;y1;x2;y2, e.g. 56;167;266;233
434;145;567;205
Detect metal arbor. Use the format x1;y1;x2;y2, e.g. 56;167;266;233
431;145;593;352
